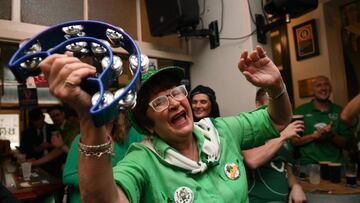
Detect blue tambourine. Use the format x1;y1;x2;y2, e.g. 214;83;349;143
8;20;149;127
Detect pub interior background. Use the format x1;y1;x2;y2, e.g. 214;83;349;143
0;0;359;202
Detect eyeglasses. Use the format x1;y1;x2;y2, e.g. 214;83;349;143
148;85;188;112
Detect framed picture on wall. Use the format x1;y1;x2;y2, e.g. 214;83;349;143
293;19;320;61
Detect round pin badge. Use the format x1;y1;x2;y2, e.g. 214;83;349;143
224;163;240;180
174;186;194;203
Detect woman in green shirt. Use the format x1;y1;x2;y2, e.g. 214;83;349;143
40;46;292;202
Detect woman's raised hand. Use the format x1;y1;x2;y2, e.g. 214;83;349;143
238;46;282;88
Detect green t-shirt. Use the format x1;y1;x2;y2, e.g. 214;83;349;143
113;108;279;203
247;141;294;203
294;100;352;165
62;128;144;203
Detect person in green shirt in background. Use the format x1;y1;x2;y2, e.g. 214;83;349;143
62;112;144;203
292;76;353;166
243;88;306;203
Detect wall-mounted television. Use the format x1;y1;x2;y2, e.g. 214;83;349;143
145;0;200;36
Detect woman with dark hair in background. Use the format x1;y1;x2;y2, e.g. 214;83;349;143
189;85;220;121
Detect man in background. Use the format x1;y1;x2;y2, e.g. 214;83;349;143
20;108;55;159
47;105;79;146
292;75;353;165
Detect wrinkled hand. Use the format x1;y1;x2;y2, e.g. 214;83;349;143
280;120;304;140
39;52;97;117
238;46;282;88
289;184;306;203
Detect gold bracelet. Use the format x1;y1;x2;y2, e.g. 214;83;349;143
268;83;287;101
78;135;114;157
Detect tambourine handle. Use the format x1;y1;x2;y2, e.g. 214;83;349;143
8;20;144;127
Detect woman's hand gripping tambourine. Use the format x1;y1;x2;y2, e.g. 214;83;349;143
8;20;149;127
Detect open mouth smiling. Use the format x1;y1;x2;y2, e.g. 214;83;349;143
170;111;187;126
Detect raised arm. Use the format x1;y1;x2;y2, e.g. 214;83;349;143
242;137;285;169
341;93;360;128
238;46;292;131
39;53;128;203
242;120;302;169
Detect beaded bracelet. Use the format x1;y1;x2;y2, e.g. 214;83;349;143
78;135;114;157
268;83;287;101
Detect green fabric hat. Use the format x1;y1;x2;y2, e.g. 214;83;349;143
128;66;185;135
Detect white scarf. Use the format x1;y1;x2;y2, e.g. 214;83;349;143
143;118;221;174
